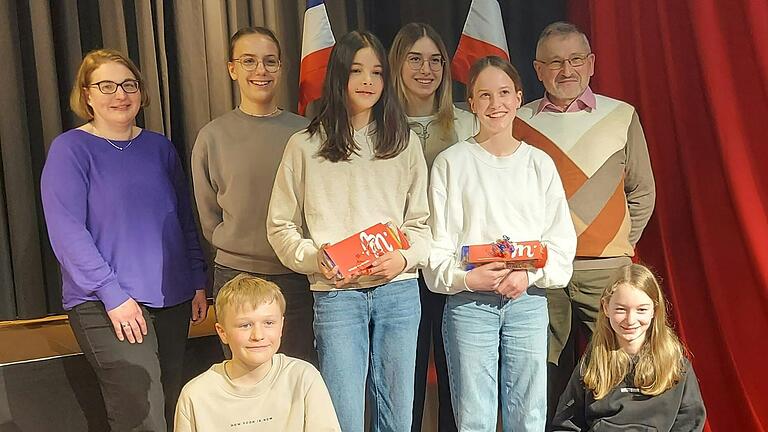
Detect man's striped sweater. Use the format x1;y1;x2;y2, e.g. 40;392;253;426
514;94;655;270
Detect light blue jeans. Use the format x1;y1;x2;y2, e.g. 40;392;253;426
313;278;421;432
443;288;548;431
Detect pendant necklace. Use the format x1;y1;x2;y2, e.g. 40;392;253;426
91;124;134;151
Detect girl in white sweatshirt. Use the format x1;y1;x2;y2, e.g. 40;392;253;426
424;56;577;431
267;30;430;432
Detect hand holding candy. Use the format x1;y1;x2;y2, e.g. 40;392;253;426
319;244;363;288
495;270;529;299
366;251;407;281
465;262;510;291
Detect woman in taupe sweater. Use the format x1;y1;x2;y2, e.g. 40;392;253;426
191;27;313;362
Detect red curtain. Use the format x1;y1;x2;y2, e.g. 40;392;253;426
567;1;768;431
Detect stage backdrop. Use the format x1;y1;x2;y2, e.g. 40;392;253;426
0;0;563;318
0;0;362;320
0;1;765;431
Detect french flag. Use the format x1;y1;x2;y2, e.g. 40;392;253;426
451;0;510;85
298;0;335;115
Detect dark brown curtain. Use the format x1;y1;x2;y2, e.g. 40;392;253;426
0;0;362;320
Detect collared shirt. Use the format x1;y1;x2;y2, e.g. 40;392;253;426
535;86;597;115
407;106;477;169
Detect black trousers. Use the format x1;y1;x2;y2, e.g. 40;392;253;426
212;264;317;364
412;273;457;432
68;300;191;432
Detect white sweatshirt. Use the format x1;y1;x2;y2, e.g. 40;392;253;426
174;354;340;432
424;139;577;295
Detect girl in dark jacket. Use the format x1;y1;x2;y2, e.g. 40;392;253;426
551;264;706;431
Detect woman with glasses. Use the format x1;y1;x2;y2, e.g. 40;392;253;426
190;27;314;363
41;49;207;432
390;23;476;168
388;22;475;432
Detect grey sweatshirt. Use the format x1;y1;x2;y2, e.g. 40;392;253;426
191;108;309;274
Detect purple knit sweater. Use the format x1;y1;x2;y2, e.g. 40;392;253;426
41;129;207;311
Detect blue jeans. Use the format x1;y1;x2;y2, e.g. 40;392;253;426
443;288;548;432
313;279;421;432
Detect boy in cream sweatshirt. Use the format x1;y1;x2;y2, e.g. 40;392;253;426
174;275;340;431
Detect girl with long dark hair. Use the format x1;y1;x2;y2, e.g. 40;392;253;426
267;30;431;431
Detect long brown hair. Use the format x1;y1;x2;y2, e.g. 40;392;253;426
582;264;687;399
389;23;454;139
308;31;409;162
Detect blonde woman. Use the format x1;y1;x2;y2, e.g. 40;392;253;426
41;49;207;431
389;22;476;167
551;264;706;431
389;22;475;432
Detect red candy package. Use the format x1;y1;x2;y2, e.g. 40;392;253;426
322;222;410;278
461;236;547;270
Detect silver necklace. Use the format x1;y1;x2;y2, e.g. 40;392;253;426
240;106;281;117
91;124;134;151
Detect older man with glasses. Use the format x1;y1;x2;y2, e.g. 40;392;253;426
513;21;657;425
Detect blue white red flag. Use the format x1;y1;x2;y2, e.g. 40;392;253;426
299;0;335;115
451;0;510;84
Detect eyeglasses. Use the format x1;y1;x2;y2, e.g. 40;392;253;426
536;53;592;70
87;79;140;94
406;54;445;72
232;55;281;73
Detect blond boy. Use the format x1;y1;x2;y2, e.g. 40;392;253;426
174;275;340;431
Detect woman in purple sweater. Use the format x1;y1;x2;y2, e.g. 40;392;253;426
40;49;207;432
